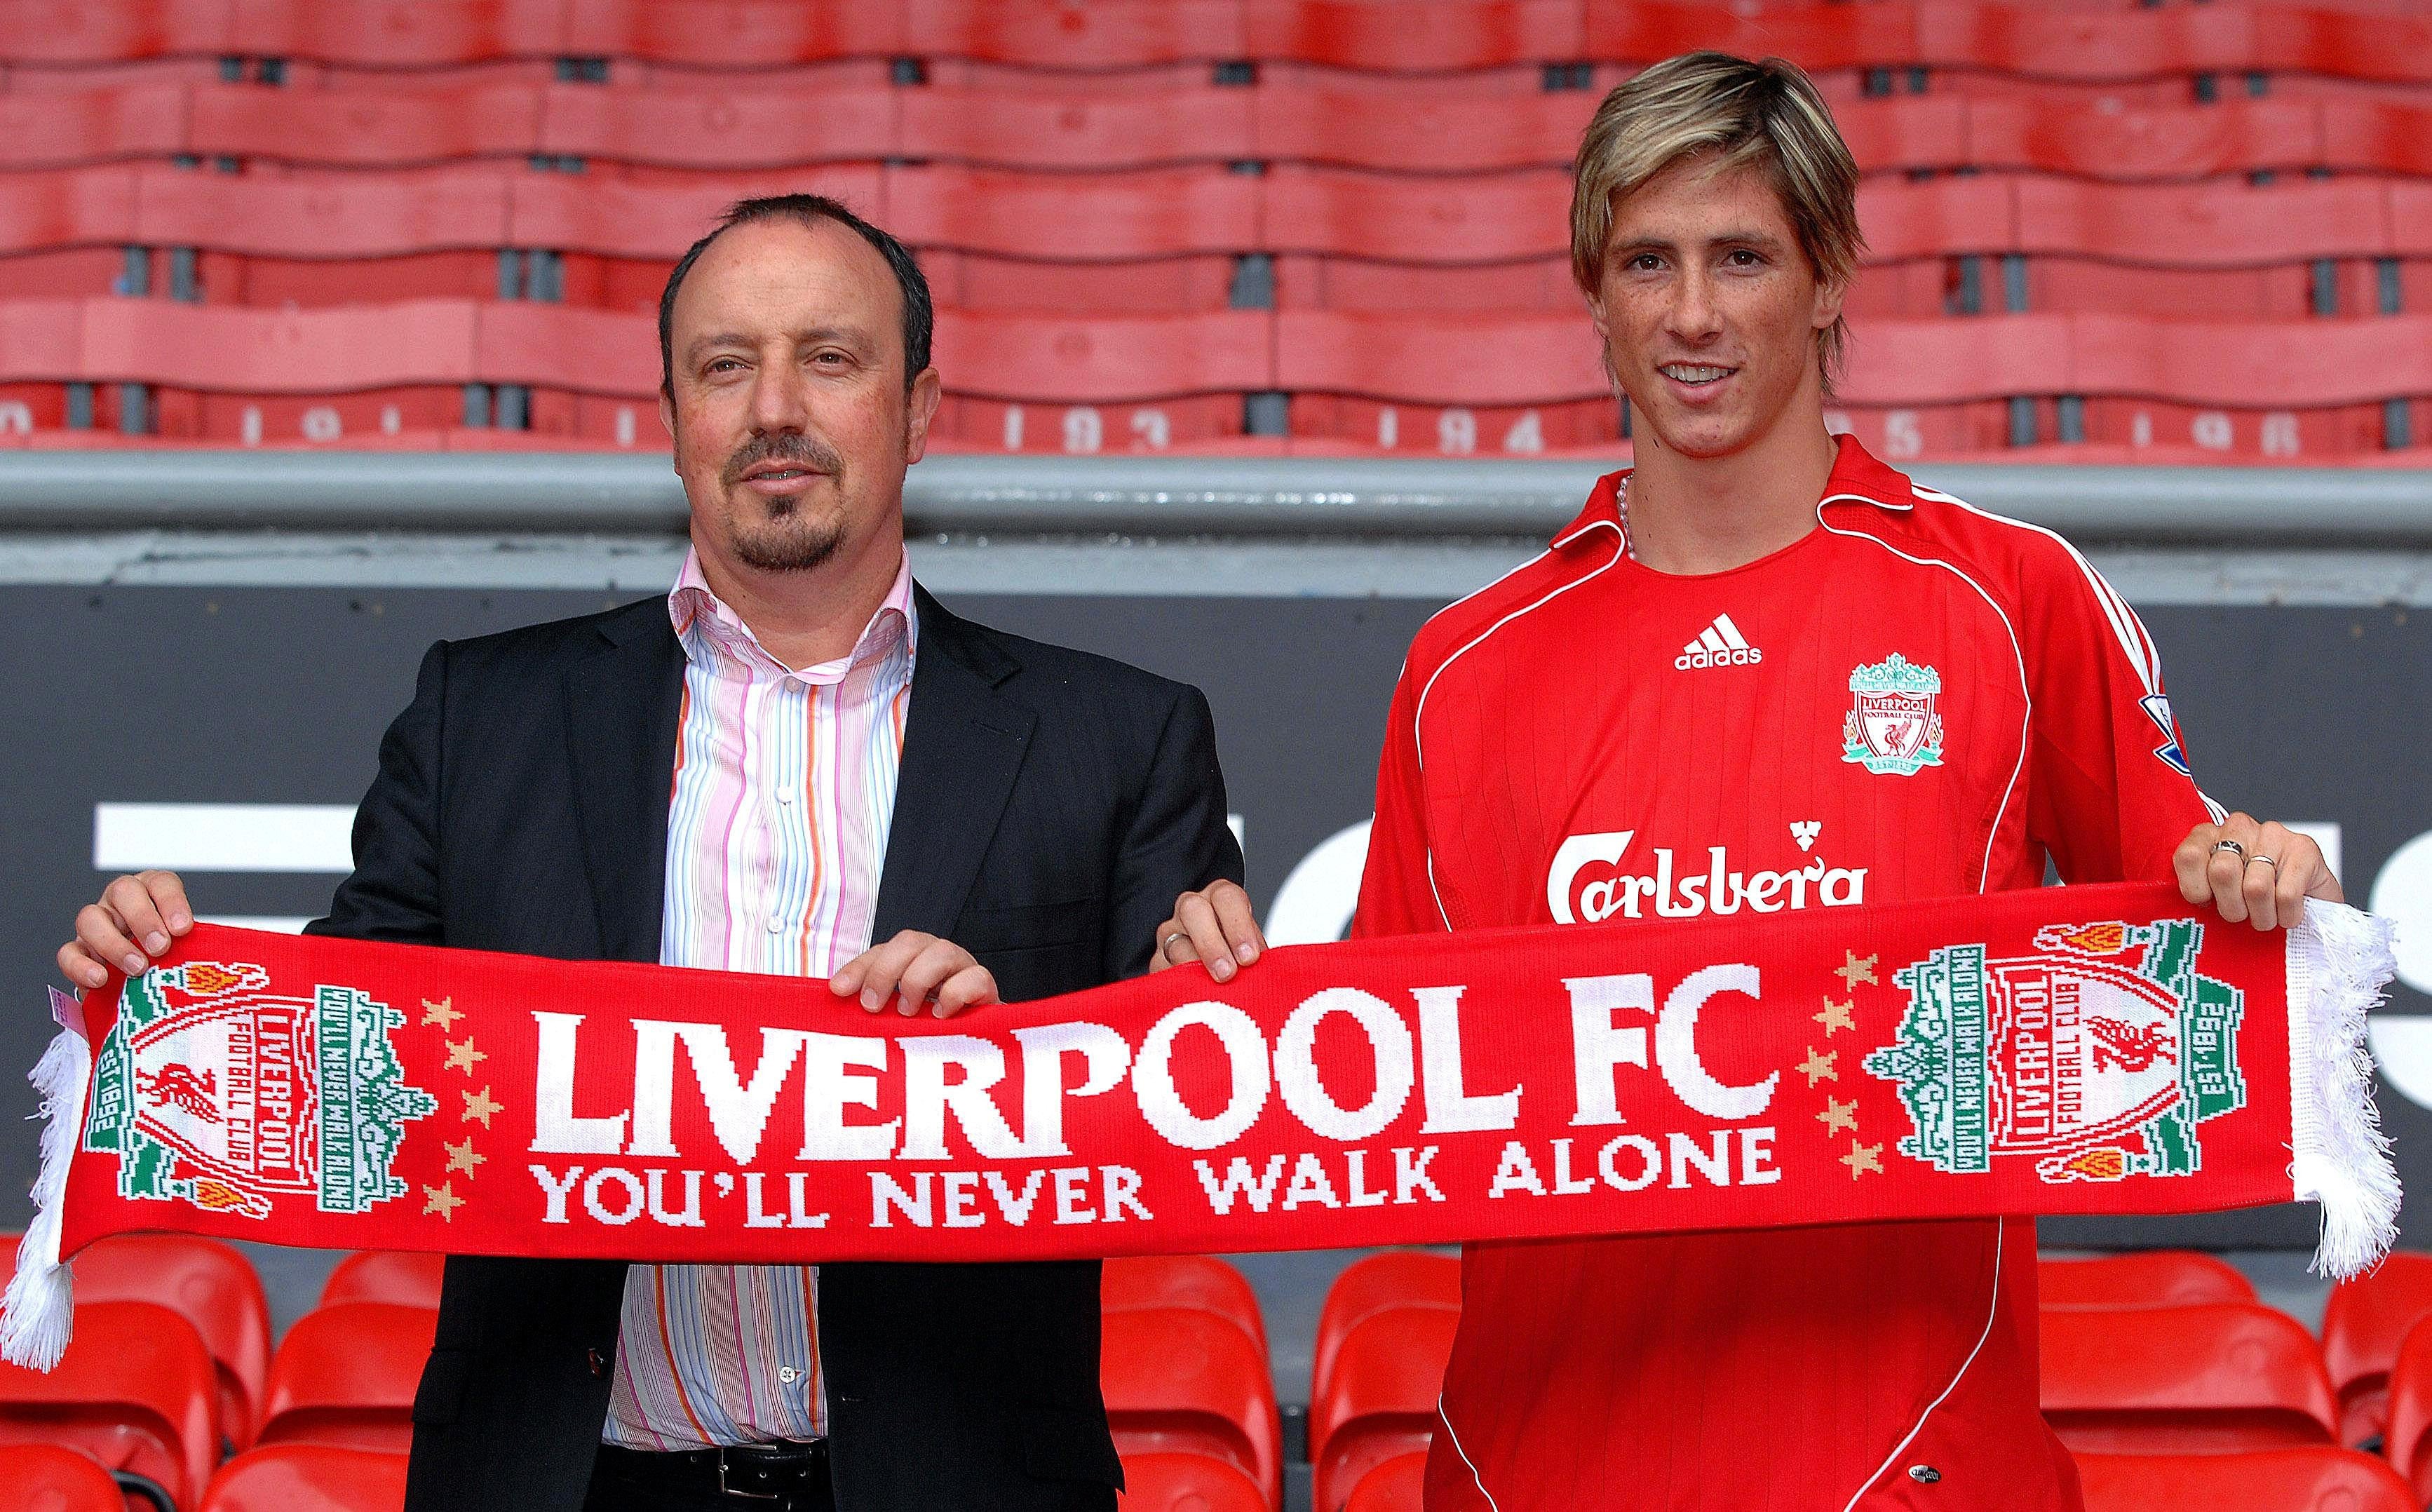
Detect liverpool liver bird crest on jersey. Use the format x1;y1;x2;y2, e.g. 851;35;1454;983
1863;917;2248;1183
83;959;435;1219
1841;654;1946;776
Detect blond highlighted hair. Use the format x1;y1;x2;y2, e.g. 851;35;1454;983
1571;51;1864;384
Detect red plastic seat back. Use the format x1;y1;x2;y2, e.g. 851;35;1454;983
2040;1252;2259;1311
0;1298;217;1509
0;1442;129;1512
2324;1253;2432;1447
1310;1252;1459;1418
1312;1309;1456;1512
257;1303;438;1454
2379;1316;2432;1503
1102;1255;1266;1361
318;1252;445;1312
71;1232;273;1450
1101;1307;1278;1507
2041;1303;2339;1455
2074;1445;2414;1512
1116;1450;1268;1512
203;1443;410;1512
1342;1450;1426;1512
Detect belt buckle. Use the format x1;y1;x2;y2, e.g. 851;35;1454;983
716;1447;783;1501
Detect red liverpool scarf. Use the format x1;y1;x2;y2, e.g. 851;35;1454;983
1;882;2400;1370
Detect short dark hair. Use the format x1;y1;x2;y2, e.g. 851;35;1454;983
657;194;934;399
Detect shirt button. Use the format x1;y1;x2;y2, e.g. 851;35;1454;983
779;1366;802;1384
774;788;795;806
1907;1466;1940;1485
764;915;786;933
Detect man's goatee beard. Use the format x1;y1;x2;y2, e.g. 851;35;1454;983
731;513;846;573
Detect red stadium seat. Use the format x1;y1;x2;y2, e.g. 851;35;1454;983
560;0;899;67
1102;1256;1268;1361
2041;1302;2340;1455
1261;166;1569;264
1858;175;2018;264
1116;1450;1269;1512
1101;1307;1280;1508
1342;1451;1425;1512
933;309;1273;403
1968;98;2327;182
1311;1252;1459;1418
890;166;1258;262
901;87;1255;172
2326;1255;2432;1449
1246;0;1584;72
0;83;189;171
187;83;546;168
0;1298;217;1511
224;0;564;68
255;1303;438;1454
515;167;883;259
0;1443;131;1512
2074;1446;2413;1512
1588;1;1921;72
1250;87;1595;173
540;83;894;170
2040;1252;2260;1311
1311;1308;1454;1512
908;0;1243;68
1834;97;1971;179
2017;180;2396;270
62;1234;274;1452
319;1252;446;1312
1278;310;1602;406
202;1443;410;1512
0;168;142;258
2383;1316;2432;1501
2319;100;2432;179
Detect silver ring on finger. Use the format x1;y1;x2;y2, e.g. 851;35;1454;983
2210;839;2246;860
2247;854;2278;870
1161;932;1190;959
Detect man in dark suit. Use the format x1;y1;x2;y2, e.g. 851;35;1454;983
62;194;1243;1512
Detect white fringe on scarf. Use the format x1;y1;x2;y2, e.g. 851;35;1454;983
0;992;93;1370
2287;900;2404;1280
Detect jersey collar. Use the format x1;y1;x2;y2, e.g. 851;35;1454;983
1548;433;1917;550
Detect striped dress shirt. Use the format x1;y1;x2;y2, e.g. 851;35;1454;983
600;547;917;1450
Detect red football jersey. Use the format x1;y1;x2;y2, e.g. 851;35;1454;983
1353;436;2217;1512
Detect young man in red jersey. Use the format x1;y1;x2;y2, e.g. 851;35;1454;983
1152;50;2341;1512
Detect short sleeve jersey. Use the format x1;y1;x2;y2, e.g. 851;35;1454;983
1355;436;2216;1512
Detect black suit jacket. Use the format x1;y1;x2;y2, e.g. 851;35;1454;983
307;583;1243;1512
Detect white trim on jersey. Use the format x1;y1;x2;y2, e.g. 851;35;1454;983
1412;519;1630;930
1815;510;2034;896
1905;485;2227;823
1440;1393;1505;1512
1838;1222;2008;1512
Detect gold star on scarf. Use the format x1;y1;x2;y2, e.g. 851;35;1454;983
421;997;463;1030
1817;1096;1860;1135
1814;996;1856;1035
1835;951;1879;991
460;1085;502;1128
443;1138;487;1178
1796;1046;1839;1086
1841;1141;1884;1179
443;1037;487;1074
423;1181;466;1221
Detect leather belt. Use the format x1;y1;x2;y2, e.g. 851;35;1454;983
595;1439;831;1505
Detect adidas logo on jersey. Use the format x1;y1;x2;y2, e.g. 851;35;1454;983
1675;613;1762;670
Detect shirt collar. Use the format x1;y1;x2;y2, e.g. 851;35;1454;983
1550;433;1914;550
668;548;918;685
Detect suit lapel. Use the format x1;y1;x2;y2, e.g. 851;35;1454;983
874;588;1036;940
562;602;687;964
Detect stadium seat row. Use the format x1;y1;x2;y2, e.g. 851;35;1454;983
8;0;2432;83
18;1244;2432;1511
0;296;2331;417
6;81;2432;179
12;166;2432;282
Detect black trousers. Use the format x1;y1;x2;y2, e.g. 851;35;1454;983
583;1442;834;1512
